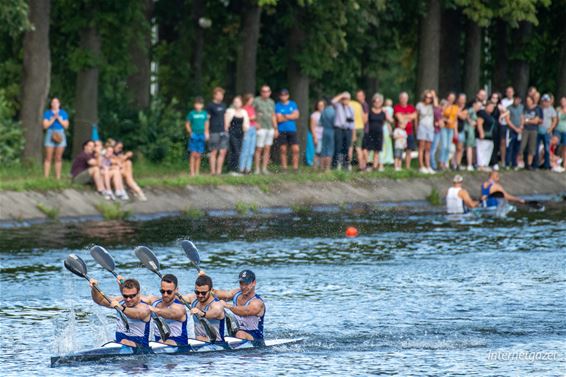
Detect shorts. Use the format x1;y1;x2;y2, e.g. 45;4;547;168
353;129;365;148
240;329;264;340
558;131;566;146
406;134;417;150
277;131;298;146
417;126;434;142
465;124;476;148
189;134;206;154
457;131;465;144
256;128;274;148
72;169;92;185
315;139;323;155
519;129;537;155
321;128;334;157
208;132;229;150
394;148;404;159
44;128;67;148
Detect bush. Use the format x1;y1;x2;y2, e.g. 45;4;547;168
0;90;23;164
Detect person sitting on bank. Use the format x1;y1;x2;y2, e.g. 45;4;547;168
446;175;479;214
70;140;106;196
89;278;152;347
480;171;525;208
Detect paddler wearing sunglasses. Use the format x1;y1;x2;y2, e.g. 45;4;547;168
89;278;152;347
181;274;226;343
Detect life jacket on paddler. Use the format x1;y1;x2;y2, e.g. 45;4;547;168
151;298;188;345
232;291;265;340
190;298;225;342
115;300;152;347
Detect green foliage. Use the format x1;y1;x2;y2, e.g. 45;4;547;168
184;207;206;219
426;187;442;206
36;203;60;220
0;0;30;37
0;90;23;164
95;202;130;220
235;201;259;215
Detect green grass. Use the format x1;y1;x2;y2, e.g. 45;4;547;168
0;159;452;192
235;201;259;215
291;202;313;216
35;203;60;219
184;207;205;219
95;202;130;220
426;187;443;206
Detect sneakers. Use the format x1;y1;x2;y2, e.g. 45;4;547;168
134;191;148;201
427;167;436;174
394;167;402;172
552;166;565;173
102;190;115;201
116;190;130;201
466;165;474;172
378;166;385;172
419;167;428;174
262;168;271;175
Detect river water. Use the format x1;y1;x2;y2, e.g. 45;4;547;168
1;206;565;376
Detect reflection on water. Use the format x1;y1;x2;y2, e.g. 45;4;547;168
0;206;565;376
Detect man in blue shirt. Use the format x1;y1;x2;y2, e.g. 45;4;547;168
275;89;300;172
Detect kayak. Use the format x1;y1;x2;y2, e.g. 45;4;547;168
51;337;302;367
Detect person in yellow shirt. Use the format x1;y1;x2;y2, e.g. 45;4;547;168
441;92;459;169
349;90;368;171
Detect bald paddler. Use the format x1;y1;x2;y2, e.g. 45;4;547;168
89;278;152;347
213;270;266;341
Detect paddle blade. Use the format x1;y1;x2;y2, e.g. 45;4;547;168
181;240;200;269
64;254;88;278
134;246;161;275
90;245;116;273
152;313;171;341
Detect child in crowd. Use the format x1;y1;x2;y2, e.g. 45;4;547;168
185;97;209;176
380;99;395;167
393;122;408;171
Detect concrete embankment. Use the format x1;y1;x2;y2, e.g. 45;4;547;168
0;171;564;225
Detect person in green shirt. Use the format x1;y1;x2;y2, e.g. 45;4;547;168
185;97;209;176
253;85;278;174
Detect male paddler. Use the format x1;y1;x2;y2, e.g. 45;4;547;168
142;274;188;346
480;171;525;208
213;270;266;341
89;278;152;347
182;274;226;342
446;175;478;214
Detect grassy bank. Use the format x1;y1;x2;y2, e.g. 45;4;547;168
0;160;446;192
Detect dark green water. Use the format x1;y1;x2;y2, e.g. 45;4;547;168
0;206;565;376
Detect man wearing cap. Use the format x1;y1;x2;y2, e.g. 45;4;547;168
537;94;558;169
446;175;479;214
331;92;356;170
275;89;300;172
213;270;266;341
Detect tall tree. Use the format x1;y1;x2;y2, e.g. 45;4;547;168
439;7;463;96
511;21;532;99
20;0;51;164
72;24;101;157
126;0;153;110
558;33;566;99
492;19;509;92
191;0;206;94
416;0;441;95
463;18;481;98
235;0;262;94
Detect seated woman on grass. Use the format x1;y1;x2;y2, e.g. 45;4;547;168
114;141;147;201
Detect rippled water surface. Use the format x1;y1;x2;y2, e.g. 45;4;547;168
1;206;565;376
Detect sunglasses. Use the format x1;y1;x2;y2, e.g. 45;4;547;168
122;292;138;299
160;289;174;295
194;289;209;296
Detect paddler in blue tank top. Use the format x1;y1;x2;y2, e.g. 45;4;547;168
480;171;525;208
89;278;152;347
181;274;226;342
213;270;266;341
137;274;188;346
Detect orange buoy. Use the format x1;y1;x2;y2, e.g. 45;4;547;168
345;226;358;238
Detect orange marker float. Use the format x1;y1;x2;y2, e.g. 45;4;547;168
345;226;358;238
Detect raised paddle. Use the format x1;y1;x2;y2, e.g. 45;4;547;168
90;245;171;341
133;245;218;342
63;254;130;331
180;240;240;337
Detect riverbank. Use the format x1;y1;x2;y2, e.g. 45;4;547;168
1;170;564;225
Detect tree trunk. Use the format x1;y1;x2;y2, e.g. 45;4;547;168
557;32;566;99
287;16;309;154
365;76;379;96
492;19;509;93
439;8;462;96
127;0;153;110
236;2;261;95
191;0;205;94
73;26;101;157
511;21;532;99
416;0;441;96
463;19;482;98
20;0;51;165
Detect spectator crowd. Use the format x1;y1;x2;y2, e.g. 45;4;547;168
42;84;566;200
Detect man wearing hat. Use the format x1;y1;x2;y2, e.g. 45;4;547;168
213;270;266;341
537;94;558;169
446;175;479;214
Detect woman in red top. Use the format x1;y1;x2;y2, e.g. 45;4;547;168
239;94;257;173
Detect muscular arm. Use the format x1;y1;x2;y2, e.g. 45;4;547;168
491;183;524;204
459;189;478;209
211;288;239;301
122;304;151;321
151;302;187;321
227;298;264;317
203;301;225;320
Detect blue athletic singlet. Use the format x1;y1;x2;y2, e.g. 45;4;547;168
115;300;151;347
481;180;499;208
151;298;188;345
190;298;225;342
232;292;265;340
